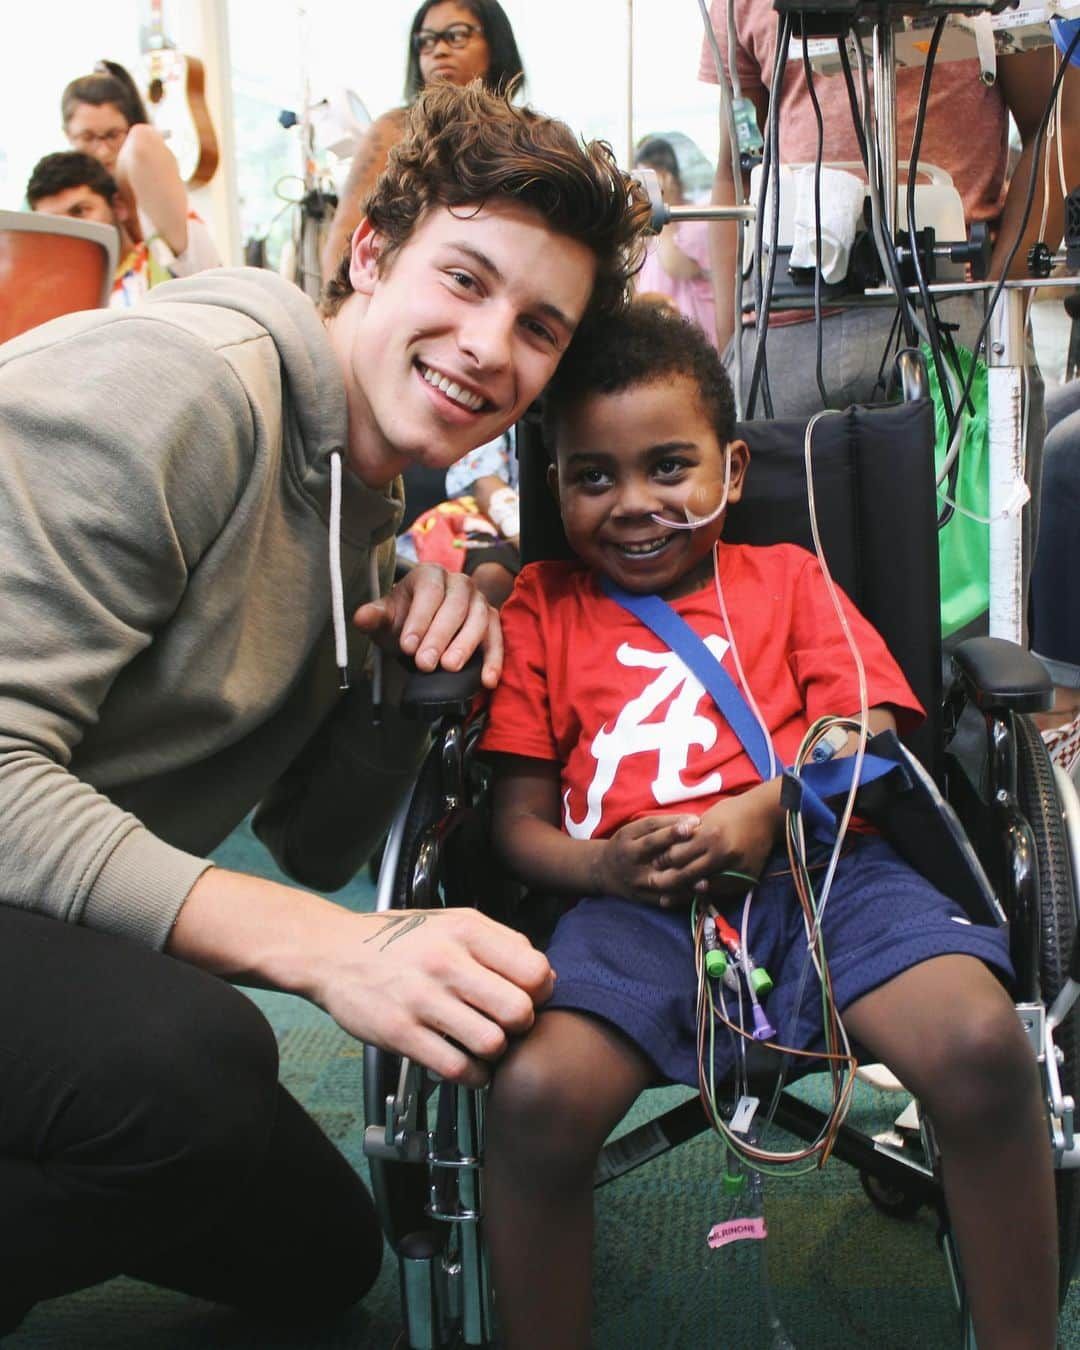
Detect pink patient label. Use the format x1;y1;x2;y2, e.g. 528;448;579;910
707;1217;768;1249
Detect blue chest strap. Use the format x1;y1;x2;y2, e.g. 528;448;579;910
600;577;898;841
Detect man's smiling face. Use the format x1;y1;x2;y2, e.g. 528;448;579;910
327;199;597;488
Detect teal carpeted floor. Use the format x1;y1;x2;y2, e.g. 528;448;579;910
8;817;1080;1349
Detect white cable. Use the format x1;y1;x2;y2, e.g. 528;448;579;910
1058;62;1068;201
712;544;779;780
801;411;868;933
329;451;349;688
937;477;1030;525
1039;59;1054;254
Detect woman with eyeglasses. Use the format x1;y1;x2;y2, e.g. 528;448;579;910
61;60;221;287
320;0;525;281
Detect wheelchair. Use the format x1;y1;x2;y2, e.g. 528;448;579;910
362;391;1080;1350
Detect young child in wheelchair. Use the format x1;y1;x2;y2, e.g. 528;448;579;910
478;303;1058;1349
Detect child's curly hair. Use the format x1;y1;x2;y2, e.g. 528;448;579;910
321;82;651;326
543;303;737;454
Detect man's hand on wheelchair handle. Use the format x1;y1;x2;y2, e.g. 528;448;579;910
352;562;503;690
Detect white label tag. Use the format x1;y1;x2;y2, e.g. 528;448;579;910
730;1094;760;1136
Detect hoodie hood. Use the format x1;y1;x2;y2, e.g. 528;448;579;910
141;267;402;545
142;267;401;688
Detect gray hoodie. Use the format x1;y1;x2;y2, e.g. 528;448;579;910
0;267;426;950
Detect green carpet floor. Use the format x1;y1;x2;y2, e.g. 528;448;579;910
8;817;1080;1349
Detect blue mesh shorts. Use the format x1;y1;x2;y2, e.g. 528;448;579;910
542;835;1013;1087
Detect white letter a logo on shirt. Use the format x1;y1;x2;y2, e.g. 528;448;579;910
563;635;730;840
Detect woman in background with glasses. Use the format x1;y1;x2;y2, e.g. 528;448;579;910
61;61;221;283
320;1;525;281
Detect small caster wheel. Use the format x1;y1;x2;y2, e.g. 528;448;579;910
860;1169;923;1219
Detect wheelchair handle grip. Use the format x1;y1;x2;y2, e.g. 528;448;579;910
399;653;485;720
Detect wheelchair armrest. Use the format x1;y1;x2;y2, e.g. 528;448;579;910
950;636;1053;714
399;653;485;720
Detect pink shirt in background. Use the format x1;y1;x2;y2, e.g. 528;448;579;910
635;218;719;347
699;0;1009;225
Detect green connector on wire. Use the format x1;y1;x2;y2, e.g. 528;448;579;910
749;965;774;997
722;1167;746;1197
705;948;728;980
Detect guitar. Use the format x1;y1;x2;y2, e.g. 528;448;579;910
140;0;219;187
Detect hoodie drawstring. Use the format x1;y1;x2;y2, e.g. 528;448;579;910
329;450;383;716
329;451;349;690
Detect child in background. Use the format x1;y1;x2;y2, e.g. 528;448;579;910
479;304;1055;1350
633;136;717;346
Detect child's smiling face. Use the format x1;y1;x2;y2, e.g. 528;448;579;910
551;375;749;600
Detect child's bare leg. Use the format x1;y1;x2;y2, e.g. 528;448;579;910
843;954;1057;1350
485;1009;654;1350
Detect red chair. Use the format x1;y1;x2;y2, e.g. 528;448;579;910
0;210;118;344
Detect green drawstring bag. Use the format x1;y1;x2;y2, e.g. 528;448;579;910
924;342;990;637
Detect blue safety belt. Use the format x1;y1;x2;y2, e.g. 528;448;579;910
601;578;900;842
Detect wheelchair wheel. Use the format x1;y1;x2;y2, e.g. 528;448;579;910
365;748;448;1253
365;726;497;1347
1015;713;1080;1298
365;717;500;1249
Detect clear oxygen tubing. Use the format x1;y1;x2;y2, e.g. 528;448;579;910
760;413;864;1115
723;412;866;1154
797;410;869;938
646;445;776;778
649;443;732;532
697;0;749;419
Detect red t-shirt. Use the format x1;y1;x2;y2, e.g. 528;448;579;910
480;545;923;841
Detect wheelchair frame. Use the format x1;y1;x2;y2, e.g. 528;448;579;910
363;655;1080;1350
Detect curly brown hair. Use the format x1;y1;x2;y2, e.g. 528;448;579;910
320;82;650;326
543;303;736;456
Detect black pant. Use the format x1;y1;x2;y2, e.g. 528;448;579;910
0;907;382;1331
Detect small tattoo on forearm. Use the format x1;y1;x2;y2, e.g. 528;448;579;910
366;911;443;950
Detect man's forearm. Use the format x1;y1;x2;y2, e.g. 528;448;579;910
168;865;555;1087
992;48;1080;279
167;866;360;996
708;167;741;352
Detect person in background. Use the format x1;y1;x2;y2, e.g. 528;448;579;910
633;135;718;346
700;0;1078;412
27;151;173;307
399;429;522;607
61;59;221;280
320;0;525;281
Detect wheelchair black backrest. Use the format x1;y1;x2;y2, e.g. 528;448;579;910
517;397;943;778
